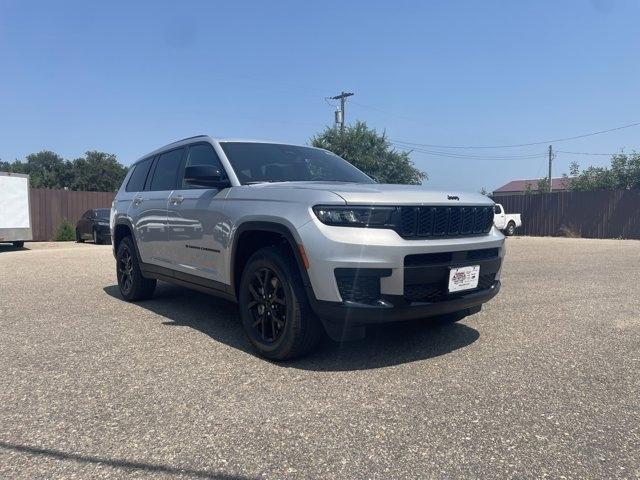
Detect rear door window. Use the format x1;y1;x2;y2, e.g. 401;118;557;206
149;148;184;191
126;157;153;192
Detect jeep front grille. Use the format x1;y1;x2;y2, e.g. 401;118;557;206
399;206;494;239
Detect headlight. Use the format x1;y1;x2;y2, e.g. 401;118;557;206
97;220;109;226
313;205;398;227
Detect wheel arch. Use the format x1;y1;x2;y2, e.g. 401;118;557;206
230;221;312;298
113;219;141;260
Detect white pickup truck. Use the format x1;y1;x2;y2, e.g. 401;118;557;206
493;203;521;236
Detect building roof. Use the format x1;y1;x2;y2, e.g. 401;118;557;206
494;177;569;193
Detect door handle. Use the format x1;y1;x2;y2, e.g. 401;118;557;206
170;195;184;205
133;197;143;206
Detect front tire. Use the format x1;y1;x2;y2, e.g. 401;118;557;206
76;229;85;243
12;241;24;248
116;236;156;301
505;222;516;236
93;228;103;244
239;246;321;360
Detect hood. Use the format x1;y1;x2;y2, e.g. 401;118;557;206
247;182;493;206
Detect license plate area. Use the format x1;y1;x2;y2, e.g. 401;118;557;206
448;265;480;293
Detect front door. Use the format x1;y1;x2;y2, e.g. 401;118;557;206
167;142;230;283
132;148;185;266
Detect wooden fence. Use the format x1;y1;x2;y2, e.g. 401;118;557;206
492;190;640;239
30;188;116;241
25;188;640;241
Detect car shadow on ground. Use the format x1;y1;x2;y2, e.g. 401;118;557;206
0;244;29;252
103;283;480;371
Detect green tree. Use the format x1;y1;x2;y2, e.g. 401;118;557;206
536;177;550;194
12;151;72;189
310;122;427;184
70;151;128;191
565;153;640;191
1;150;128;191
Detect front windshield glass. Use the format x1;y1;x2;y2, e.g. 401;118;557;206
220;142;374;185
95;208;110;219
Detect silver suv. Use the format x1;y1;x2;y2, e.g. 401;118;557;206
111;135;505;359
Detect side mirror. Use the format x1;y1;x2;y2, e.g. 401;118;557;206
184;165;229;188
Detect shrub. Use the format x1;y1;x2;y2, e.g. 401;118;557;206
557;224;581;238
54;219;76;241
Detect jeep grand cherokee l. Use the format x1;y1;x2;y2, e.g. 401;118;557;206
111;135;505;360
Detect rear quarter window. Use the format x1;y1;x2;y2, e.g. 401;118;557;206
126;157;153;192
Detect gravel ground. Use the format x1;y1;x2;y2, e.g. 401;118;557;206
0;237;639;479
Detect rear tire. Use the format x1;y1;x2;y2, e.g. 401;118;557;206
505;222;516;236
238;245;321;360
76;229;85;243
12;241;24;248
116;236;156;301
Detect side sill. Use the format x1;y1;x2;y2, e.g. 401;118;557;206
140;262;237;303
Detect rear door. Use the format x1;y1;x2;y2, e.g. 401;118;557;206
131;148;185;266
166;142;230;282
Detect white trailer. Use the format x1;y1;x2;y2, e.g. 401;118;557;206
0;172;32;247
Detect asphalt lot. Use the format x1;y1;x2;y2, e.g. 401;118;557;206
1;237;639;479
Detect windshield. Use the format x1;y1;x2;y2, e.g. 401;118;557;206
95;208;110;219
220;142;374;185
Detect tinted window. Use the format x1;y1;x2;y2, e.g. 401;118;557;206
220;142;374;185
126;157;153;192
95;208;110;219
181;144;226;189
150;148;184;191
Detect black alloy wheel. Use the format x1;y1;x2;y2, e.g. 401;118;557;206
246;267;287;343
239;246;322;360
117;244;134;295
115;236;156;301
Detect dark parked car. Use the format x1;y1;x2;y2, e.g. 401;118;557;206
76;208;111;244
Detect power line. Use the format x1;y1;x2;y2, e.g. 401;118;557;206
390;143;547;161
391;121;640;149
391;142;544;159
555;150;635;156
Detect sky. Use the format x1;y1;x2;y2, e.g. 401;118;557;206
1;0;639;192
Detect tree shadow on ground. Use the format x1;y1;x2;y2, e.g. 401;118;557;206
103;283;480;372
0;440;251;479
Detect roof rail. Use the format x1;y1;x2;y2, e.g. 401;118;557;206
165;134;208;147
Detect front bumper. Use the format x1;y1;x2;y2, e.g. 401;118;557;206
311;281;500;324
297;217;505;329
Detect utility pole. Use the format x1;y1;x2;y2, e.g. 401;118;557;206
548;145;554;193
330;91;354;132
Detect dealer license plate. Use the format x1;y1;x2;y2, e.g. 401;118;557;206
448;265;480;293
